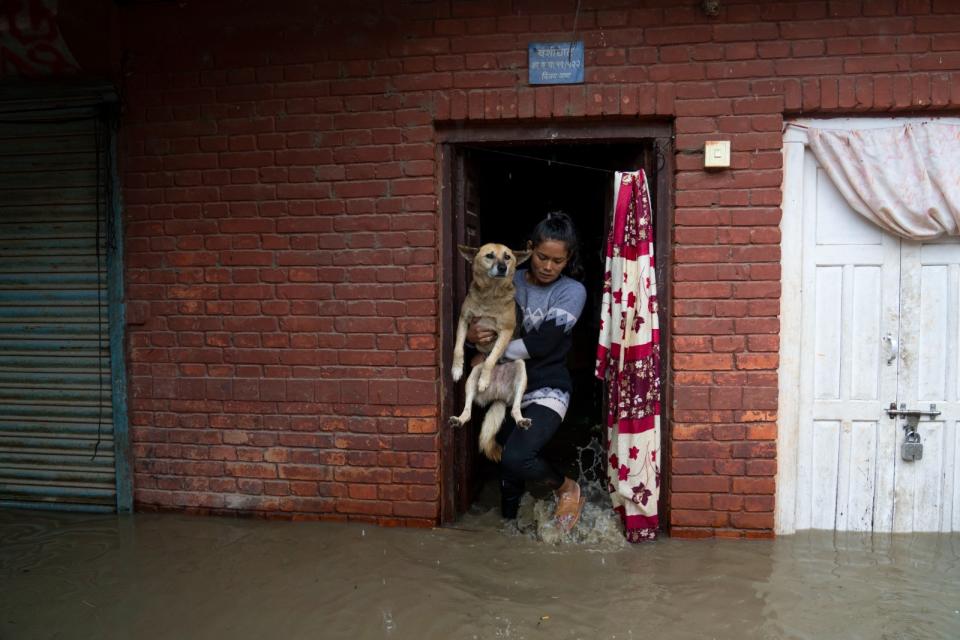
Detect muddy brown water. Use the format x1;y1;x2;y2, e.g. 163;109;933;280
1;500;959;640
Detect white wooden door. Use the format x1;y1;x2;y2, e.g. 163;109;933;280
793;149;901;532
894;241;960;532
780;118;960;533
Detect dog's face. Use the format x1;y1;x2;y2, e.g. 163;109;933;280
459;243;531;281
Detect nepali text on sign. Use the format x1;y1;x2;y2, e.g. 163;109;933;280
528;41;584;85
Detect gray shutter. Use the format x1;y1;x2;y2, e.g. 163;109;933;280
0;104;117;512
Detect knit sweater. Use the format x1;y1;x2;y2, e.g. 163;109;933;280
504;269;587;394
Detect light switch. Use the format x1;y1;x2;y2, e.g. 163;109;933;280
704;140;731;169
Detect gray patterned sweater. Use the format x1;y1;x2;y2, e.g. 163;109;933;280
504;269;587;415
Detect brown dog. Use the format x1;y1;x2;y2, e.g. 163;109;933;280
450;243;531;461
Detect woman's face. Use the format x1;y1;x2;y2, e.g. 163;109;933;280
528;239;569;286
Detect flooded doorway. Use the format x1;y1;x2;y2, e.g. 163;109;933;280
438;123;673;524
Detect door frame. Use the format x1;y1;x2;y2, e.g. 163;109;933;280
106;105;133;513
436;120;675;524
777;116;960;534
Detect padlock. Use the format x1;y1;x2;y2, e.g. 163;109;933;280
901;430;923;462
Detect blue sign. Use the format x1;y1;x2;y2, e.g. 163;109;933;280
528;41;584;85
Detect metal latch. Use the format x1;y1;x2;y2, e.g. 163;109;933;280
888;403;939;463
886;403;940;426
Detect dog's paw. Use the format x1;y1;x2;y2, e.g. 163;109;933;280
517;417;532;429
448;416;463;427
451;365;463;382
477;374;491;392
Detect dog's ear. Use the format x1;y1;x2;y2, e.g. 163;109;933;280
513;249;532;266
458;245;479;262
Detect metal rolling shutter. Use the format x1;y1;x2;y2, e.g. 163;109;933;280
0;104;117;512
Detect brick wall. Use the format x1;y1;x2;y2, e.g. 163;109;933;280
113;0;960;535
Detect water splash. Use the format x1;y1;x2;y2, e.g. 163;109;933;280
503;436;627;548
507;484;625;548
493;615;513;638
458;435;629;546
573;434;608;486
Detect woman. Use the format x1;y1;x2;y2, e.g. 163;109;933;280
467;211;587;532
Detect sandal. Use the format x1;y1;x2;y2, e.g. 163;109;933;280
553;483;585;533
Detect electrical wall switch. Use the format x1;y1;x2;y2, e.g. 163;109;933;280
704;140;731;169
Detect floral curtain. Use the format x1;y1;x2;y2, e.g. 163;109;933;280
595;170;661;543
804;122;960;240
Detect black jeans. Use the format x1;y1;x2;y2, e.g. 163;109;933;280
496;403;565;519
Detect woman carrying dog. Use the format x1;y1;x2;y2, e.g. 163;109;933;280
467;211;587;532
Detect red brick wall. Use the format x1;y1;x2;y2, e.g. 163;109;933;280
112;0;960;535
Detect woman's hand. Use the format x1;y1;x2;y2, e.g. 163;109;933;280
466;320;496;347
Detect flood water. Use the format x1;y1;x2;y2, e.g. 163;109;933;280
2;503;959;640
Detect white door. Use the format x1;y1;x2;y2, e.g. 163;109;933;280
779;118;960;533
894;241;960;532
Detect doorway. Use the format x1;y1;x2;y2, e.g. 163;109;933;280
778;118;960;533
438;122;673;523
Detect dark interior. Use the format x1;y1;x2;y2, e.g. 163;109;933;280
464;141;659;491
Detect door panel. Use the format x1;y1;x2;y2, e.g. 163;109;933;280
839;420;879;531
916;264;949;400
796;152;901;532
851;266;884;400
814;165;884;246
892;420;945;531
896;241;960;531
953;426;960;531
809;420;840;530
813;266;843;400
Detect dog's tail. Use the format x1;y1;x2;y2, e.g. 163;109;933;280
479;401;506;462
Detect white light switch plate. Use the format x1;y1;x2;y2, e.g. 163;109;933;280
704;140;731;169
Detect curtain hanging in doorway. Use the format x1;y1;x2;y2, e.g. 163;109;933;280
803;122;960;240
595;170;661;543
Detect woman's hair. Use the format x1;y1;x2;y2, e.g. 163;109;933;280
528;210;583;280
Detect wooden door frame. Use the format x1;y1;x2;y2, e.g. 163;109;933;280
436;120;675;524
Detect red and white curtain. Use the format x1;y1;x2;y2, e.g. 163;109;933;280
595;170;661;543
